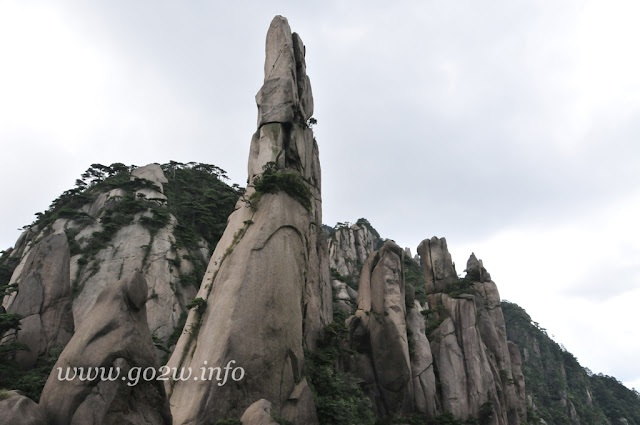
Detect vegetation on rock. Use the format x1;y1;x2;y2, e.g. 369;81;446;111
250;161;312;211
503;301;640;425
306;320;376;425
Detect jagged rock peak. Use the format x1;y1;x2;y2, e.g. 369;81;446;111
257;15;313;127
417;236;457;293
465;252;491;282
328;220;381;281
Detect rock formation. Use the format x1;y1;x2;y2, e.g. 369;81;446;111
2;163;216;347
2;233;74;369
0;391;47;425
406;299;439;417
39;272;171;425
419;238;526;425
328;220;380;280
347;241;413;417
240;399;280;425
165;15;330;424
417;236;457;293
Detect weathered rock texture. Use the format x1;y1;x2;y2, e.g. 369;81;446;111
328;220;380;280
406;299;439;417
166;15;330;424
417;236;457;293
0;391;47;425
240;399;280;425
347;241;413;417
2;234;74;369
2;163;211;345
39;272;172;425
419;239;526;425
339;236;527;423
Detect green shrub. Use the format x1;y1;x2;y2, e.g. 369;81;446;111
442;278;476;297
306;322;375;425
271;415;293;425
251;162;312;211
186;297;207;312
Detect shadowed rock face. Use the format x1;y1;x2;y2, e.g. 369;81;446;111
348;241;413;417
3;233;74;369
0;391;47;425
39;272;171;425
166;15;329;425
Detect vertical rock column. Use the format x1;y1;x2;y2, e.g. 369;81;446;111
166;15;331;425
348;241;413;417
3;233;74;369
417;238;525;425
417;236;457;293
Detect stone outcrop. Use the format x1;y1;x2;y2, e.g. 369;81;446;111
328;220;380;281
406;300;439;417
240;399;279;425
0;391;47;425
2;233;74;369
165;16;329;424
347;241;413;417
417;236;457;293
337;236;527;423
417;239;526;425
3;164;211;345
39;272;171;425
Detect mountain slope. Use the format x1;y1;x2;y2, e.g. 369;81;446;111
502;300;640;425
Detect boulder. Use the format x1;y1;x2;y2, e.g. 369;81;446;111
130;163;168;192
0;391;47;425
241;399;279;425
39;272;171;425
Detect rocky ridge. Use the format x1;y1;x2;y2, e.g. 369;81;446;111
0;14;639;425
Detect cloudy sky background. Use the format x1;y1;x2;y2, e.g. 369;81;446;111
1;1;639;390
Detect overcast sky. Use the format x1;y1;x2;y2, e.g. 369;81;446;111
1;0;639;390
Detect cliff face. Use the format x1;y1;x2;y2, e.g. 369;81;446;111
165;15;331;425
2;234;73;370
328;219;381;280
420;243;526;425
335;234;526;424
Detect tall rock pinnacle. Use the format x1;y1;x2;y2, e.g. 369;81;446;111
166;16;331;424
